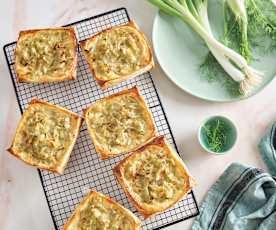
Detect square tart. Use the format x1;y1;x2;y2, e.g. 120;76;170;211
15;27;78;83
80;20;154;89
83;87;157;159
63;191;140;230
114;136;196;218
8;99;82;174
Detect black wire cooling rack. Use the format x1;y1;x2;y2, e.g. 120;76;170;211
3;8;199;230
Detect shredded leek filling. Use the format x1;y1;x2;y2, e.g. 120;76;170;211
14;104;73;166
87;93;152;154
124;146;185;204
84;26;149;80
16;30;75;80
78;195;133;230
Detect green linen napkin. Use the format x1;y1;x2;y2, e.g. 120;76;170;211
259;123;276;177
192;163;276;230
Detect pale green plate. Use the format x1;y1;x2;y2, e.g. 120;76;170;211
152;1;276;102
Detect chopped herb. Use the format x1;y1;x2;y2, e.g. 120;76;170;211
203;119;227;152
200;52;240;97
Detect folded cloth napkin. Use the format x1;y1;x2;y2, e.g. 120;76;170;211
192;162;276;230
258;123;276;177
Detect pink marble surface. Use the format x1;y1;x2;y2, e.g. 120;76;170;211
0;1;275;230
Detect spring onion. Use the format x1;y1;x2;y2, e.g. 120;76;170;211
148;0;263;95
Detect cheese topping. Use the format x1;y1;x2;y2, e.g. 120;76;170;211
76;195;133;230
16;29;75;80
87;93;153;155
123;145;186;205
84;26;150;80
13;103;75;167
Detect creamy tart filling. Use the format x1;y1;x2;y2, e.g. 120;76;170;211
76;195;133;230
87;93;152;154
13;104;74;167
123;145;186;205
16;29;75;80
84;26;149;80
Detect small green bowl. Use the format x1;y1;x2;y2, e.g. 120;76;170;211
198;116;237;155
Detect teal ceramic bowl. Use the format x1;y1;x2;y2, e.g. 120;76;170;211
198;116;237;154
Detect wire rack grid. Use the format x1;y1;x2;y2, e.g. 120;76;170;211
3;8;199;230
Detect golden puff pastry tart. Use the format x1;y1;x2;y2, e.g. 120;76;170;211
80;21;154;90
15;27;78;83
83;87;157;160
114;136;196;218
63;191;140;230
8;99;82;174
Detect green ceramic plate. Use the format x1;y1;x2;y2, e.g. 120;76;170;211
152;1;276;102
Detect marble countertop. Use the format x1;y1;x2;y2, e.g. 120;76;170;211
0;0;275;229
